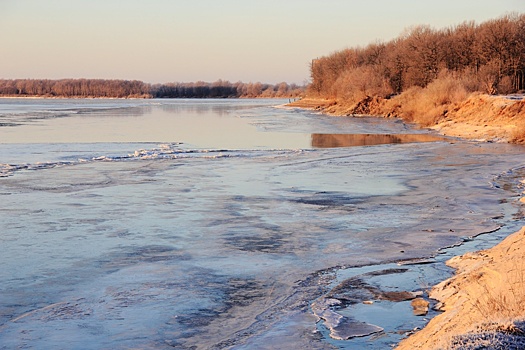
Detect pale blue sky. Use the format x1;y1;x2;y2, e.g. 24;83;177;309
1;0;524;84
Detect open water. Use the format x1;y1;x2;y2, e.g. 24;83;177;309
1;98;525;349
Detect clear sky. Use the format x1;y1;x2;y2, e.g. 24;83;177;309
1;0;524;84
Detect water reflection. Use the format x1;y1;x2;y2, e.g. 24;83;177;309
0;99;451;150
158;99;269;116
0;99;290;145
311;133;450;148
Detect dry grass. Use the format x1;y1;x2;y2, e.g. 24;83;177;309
442;263;525;349
300;73;525;143
325;72;474;126
383;72;471;126
468;262;525;323
395;228;525;350
509;105;525;143
511;123;525;144
446;321;525;350
443;263;525;349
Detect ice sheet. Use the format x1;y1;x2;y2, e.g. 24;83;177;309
1;99;525;349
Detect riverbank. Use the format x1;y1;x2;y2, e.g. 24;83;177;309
396;226;525;349
288;95;525;349
288;93;525;144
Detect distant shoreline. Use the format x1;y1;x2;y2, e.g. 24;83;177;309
0;95;296;100
0;79;306;99
0;95;146;99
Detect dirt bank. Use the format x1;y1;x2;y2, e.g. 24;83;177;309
430;94;525;143
288;94;525;143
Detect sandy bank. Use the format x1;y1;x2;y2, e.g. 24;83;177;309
288;94;525;143
430;95;525;143
396;226;525;349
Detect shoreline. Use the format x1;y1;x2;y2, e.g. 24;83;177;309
288;94;525;144
288;96;525;349
0;95;299;100
396;226;525;349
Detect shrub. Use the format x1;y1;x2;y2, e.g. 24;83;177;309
381;72;471;126
332;66;393;104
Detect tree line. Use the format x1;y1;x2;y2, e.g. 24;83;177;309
309;13;525;101
0;79;151;98
151;80;304;98
0;79;304;99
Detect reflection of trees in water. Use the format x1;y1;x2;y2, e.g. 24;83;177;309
88;103;246;118
158;101;275;116
311;134;447;148
88;106;152;118
159;103;232;116
7;106;153;125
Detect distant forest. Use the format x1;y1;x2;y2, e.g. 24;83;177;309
0;79;305;99
309;13;525;100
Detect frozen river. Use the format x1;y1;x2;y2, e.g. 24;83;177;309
1;98;525;349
